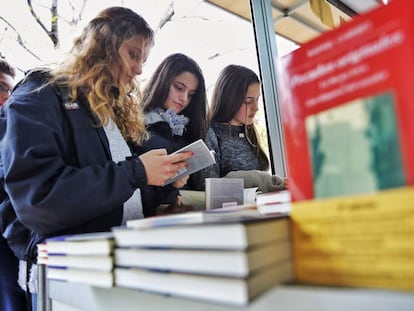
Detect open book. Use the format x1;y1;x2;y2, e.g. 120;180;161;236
164;139;216;185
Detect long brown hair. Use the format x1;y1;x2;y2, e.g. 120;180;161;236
50;7;154;144
209;65;269;170
141;53;208;141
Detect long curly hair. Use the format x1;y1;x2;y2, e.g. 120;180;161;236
50;7;154;144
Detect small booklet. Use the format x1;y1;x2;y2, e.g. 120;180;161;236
164;139;216;185
205;177;244;210
179;188;258;210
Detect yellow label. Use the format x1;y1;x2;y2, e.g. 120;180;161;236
291;187;414;291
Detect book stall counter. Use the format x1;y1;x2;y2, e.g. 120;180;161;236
46;280;414;311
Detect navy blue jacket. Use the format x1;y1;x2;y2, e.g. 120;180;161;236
0;73;147;261
131;118;188;217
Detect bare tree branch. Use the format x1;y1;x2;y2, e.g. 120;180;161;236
181;15;210;22
51;0;87;28
27;0;49;38
67;0;87;26
157;2;174;31
0;16;42;60
27;0;59;48
208;47;250;60
50;0;59;47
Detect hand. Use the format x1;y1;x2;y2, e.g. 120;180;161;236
161;196;194;215
172;175;189;189
283;178;289;190
139;149;192;186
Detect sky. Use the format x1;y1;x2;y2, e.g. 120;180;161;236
0;0;298;92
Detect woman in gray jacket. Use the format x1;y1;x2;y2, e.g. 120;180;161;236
197;65;287;192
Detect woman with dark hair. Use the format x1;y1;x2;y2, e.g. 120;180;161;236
197;64;286;193
0;7;191;309
132;53;208;217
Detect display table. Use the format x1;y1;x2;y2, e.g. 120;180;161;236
46;280;414;311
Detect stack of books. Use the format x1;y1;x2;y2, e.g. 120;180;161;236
256;190;291;215
37;231;115;288
112;210;293;306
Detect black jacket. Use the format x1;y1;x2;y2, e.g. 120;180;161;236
131;112;191;217
0;72;147;261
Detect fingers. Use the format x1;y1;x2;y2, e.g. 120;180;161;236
172;175;189;189
161;152;192;174
139;149;193;186
162;153;192;185
145;148;168;156
169;150;193;164
283;178;289;190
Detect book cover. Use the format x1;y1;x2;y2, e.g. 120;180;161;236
179;187;258;210
291;186;414;292
114;261;293;306
205;177;244;209
278;0;414;201
114;216;290;250
114;240;291;278
164;139;216;185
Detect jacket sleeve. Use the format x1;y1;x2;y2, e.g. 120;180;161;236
192;127;221;191
140;183;178;217
225;170;286;192
0;80;147;235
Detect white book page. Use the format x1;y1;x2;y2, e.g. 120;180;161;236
164;139;216;185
